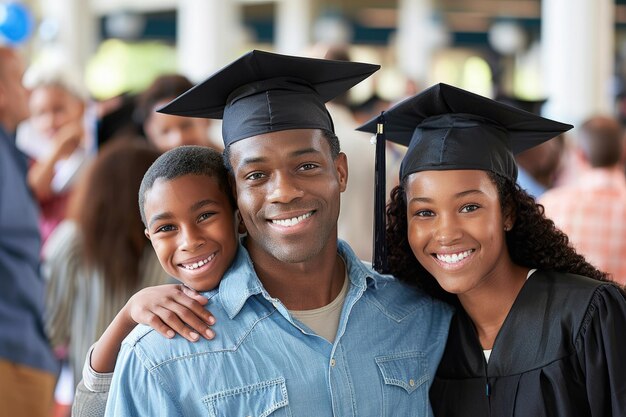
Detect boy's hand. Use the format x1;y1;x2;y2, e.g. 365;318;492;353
126;284;216;342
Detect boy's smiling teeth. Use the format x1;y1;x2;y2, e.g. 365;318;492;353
182;253;216;270
271;211;313;227
436;250;474;264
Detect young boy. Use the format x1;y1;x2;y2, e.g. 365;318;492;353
72;145;240;416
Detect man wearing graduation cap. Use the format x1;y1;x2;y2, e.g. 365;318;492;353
103;50;453;417
358;83;626;416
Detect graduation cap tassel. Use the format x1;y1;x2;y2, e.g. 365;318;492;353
372;112;388;273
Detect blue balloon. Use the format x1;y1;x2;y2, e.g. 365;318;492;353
0;2;33;45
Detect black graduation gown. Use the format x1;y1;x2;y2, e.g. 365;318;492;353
430;270;626;417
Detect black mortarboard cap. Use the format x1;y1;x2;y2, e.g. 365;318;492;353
158;50;380;146
495;94;547;115
356;83;572;272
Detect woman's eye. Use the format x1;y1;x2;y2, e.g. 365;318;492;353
414;209;434;217
461;204;480;213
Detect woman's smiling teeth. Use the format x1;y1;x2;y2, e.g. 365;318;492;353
271;211;313;227
436;250;474;264
182;253;216;270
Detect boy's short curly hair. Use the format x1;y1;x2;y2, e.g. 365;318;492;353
139;145;235;226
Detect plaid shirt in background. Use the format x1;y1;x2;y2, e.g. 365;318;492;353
539;167;626;286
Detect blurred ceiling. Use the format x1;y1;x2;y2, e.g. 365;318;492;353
322;0;542;32
240;0;543;47
93;0;626;46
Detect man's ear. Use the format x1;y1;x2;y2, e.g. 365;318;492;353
335;152;348;193
144;228;151;241
234;209;247;235
228;174;238;198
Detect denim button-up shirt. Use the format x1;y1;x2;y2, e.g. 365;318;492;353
105;241;453;417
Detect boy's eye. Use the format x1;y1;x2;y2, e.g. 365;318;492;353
198;212;216;222
460;204;480;213
155;224;176;233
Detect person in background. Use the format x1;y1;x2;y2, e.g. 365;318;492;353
359;83;626;416
42;138;172;407
496;95;565;198
136;74;220;152
18;64;96;244
319;44;403;261
0;46;59;417
515;133;565;197
540;115;626;286
318;45;376;261
95;92;142;149
351;93;391;126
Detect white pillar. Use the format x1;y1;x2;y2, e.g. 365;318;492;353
177;0;243;82
38;0;97;77
541;0;614;125
275;0;312;55
396;0;436;87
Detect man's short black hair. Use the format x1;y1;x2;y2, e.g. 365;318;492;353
139;145;235;226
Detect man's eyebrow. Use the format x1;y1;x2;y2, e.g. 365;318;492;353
240;156;266;166
290;147;320;157
239;147;321;166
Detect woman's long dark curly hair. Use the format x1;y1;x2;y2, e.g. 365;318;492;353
386;170;610;304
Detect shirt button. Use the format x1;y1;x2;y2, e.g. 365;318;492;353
409;379;415;387
330;358;336;367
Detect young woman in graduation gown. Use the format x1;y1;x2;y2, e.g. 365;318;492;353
358;83;626;416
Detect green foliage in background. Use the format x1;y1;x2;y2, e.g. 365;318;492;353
86;39;177;100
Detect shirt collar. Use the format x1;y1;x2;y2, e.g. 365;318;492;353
216;243;263;319
217;240;385;319
579;167;626;190
337;239;383;291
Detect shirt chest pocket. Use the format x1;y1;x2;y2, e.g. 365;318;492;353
203;377;291;417
375;352;431;417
